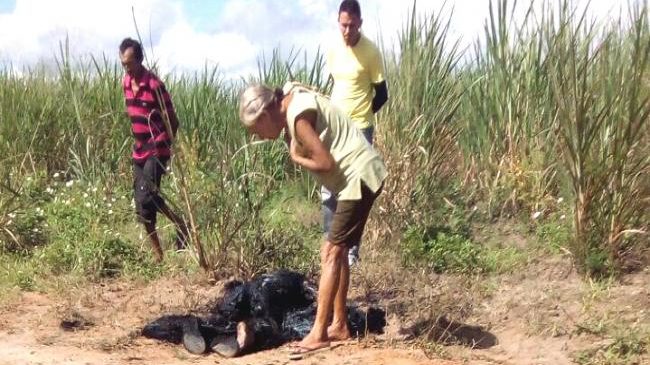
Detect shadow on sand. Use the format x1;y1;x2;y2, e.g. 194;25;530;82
410;316;498;349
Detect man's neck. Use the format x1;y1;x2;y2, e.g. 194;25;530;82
349;34;361;47
131;67;146;81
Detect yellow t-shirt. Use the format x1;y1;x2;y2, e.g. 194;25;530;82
286;90;387;201
327;34;385;129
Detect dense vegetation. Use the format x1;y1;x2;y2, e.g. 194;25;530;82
1;1;648;291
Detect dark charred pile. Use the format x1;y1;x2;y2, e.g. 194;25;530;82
141;270;386;356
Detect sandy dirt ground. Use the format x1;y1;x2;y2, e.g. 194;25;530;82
0;279;457;365
1;263;648;365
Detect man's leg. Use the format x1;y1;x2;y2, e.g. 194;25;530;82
144;221;164;262
159;203;189;250
298;241;347;350
134;159;164;262
328;183;381;339
149;157;188;250
347;126;375;266
327;248;351;341
321;186;337;234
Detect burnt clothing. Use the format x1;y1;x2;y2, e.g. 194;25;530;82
142;270;386;355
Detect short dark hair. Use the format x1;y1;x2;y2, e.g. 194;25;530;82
339;0;361;18
119;38;143;62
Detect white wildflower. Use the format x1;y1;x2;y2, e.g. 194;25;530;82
107;203;112;208
53;172;60;179
108;210;113;215
83;192;89;198
65;180;74;188
8;212;16;219
111;197;116;202
560;214;566;220
92;187;98;193
532;211;542;220
557;197;564;204
85;202;92;208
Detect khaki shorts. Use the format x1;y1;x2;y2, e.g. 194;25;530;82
327;182;382;248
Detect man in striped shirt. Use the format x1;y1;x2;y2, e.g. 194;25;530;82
119;38;187;262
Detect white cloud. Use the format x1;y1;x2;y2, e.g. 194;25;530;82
152;20;258;76
0;0;641;78
0;0;176;66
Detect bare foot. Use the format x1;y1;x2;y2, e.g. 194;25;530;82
296;332;330;351
327;324;351;341
236;321;254;351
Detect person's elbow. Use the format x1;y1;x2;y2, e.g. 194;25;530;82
372;81;388;113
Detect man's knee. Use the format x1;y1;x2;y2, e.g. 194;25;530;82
320;241;347;263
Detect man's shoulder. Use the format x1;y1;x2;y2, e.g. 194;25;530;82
288;92;319;116
149;71;165;87
359;34;381;56
290;91;317;106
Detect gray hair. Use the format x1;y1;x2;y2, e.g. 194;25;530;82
238;84;281;127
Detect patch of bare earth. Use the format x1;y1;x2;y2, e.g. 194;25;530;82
1;228;647;365
0;276;457;365
447;254;650;364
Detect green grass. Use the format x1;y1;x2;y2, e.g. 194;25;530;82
0;0;648;283
574;330;648;365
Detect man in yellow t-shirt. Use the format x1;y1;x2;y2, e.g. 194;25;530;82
324;0;388;266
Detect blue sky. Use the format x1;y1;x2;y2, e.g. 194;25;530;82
0;0;639;78
0;0;15;13
181;0;225;32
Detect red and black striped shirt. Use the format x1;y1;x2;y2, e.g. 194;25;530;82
122;70;178;163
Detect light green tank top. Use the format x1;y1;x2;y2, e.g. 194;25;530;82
286;89;387;200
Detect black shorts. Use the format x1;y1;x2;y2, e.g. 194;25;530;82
133;157;168;225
